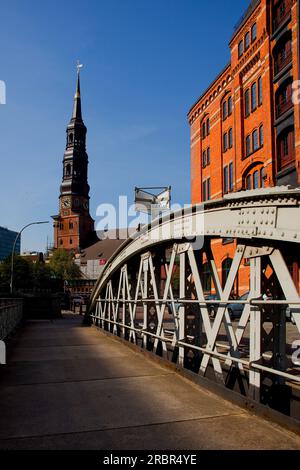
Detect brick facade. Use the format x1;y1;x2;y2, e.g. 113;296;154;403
188;0;300;294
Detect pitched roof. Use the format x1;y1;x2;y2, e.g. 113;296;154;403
80;229;136;262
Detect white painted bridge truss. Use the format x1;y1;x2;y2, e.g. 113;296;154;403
89;188;300;411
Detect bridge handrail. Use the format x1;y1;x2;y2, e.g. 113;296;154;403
89;314;300;385
0;298;23;341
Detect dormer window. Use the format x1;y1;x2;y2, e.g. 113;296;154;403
245;32;250;51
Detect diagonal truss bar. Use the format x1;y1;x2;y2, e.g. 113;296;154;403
199;245;246;378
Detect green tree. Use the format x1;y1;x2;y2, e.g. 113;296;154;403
49;249;81;281
32;262;53;290
0;255;33;291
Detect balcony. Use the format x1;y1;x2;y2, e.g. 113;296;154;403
274;50;292;76
273;0;292;33
276;98;293;118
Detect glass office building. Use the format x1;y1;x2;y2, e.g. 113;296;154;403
0;226;20;261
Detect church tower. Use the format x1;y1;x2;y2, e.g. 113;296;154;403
53;65;95;252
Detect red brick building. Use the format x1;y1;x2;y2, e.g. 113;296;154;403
188;0;300;293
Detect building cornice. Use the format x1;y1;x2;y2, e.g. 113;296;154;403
188;64;232;124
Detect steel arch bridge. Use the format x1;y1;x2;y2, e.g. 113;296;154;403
88;187;300;419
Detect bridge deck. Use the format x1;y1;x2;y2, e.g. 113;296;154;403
0;313;299;450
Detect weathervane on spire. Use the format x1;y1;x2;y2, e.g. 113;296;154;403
76;60;83;75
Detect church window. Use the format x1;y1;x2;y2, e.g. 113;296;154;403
65;164;71;177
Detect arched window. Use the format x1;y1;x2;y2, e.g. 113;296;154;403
251;82;257;111
201;116;210;139
202;178;211;202
223;163;233;194
246;174;252;190
253;170;259;189
222;101;228;121
229;128;233;149
246;135;251;157
202;147;211;168
260;167;265;186
69;133;73;145
223;132;228;152
251;23;257;42
224;165;229;194
207;147;211;165
228;96;233;116
222;258;232;289
252;129;259;152
65;164;71;177
244;89;250;117
243;163;265;190
259;125;264;147
238;40;244;58
245;31;250;51
258;77;262;106
202;150;207;168
206;118;210;135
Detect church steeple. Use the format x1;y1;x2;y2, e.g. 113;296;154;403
52;63;95;252
72;67;82;121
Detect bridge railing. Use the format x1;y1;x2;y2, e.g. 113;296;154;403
0;299;23;341
89;188;300;420
91;297;300;383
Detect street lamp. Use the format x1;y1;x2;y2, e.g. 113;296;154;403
10;221;49;295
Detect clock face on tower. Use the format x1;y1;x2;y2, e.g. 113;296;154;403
61;197;71;209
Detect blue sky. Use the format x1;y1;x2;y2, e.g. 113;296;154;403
0;0;250;252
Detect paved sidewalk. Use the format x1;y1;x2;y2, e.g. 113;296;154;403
0;313;299;450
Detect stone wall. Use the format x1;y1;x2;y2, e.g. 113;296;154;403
0;299;23;340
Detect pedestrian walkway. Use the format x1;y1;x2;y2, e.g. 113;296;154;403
0;313;299;450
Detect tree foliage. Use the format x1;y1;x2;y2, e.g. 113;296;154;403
0;255;33;291
49;249;81;281
0;250;81;293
